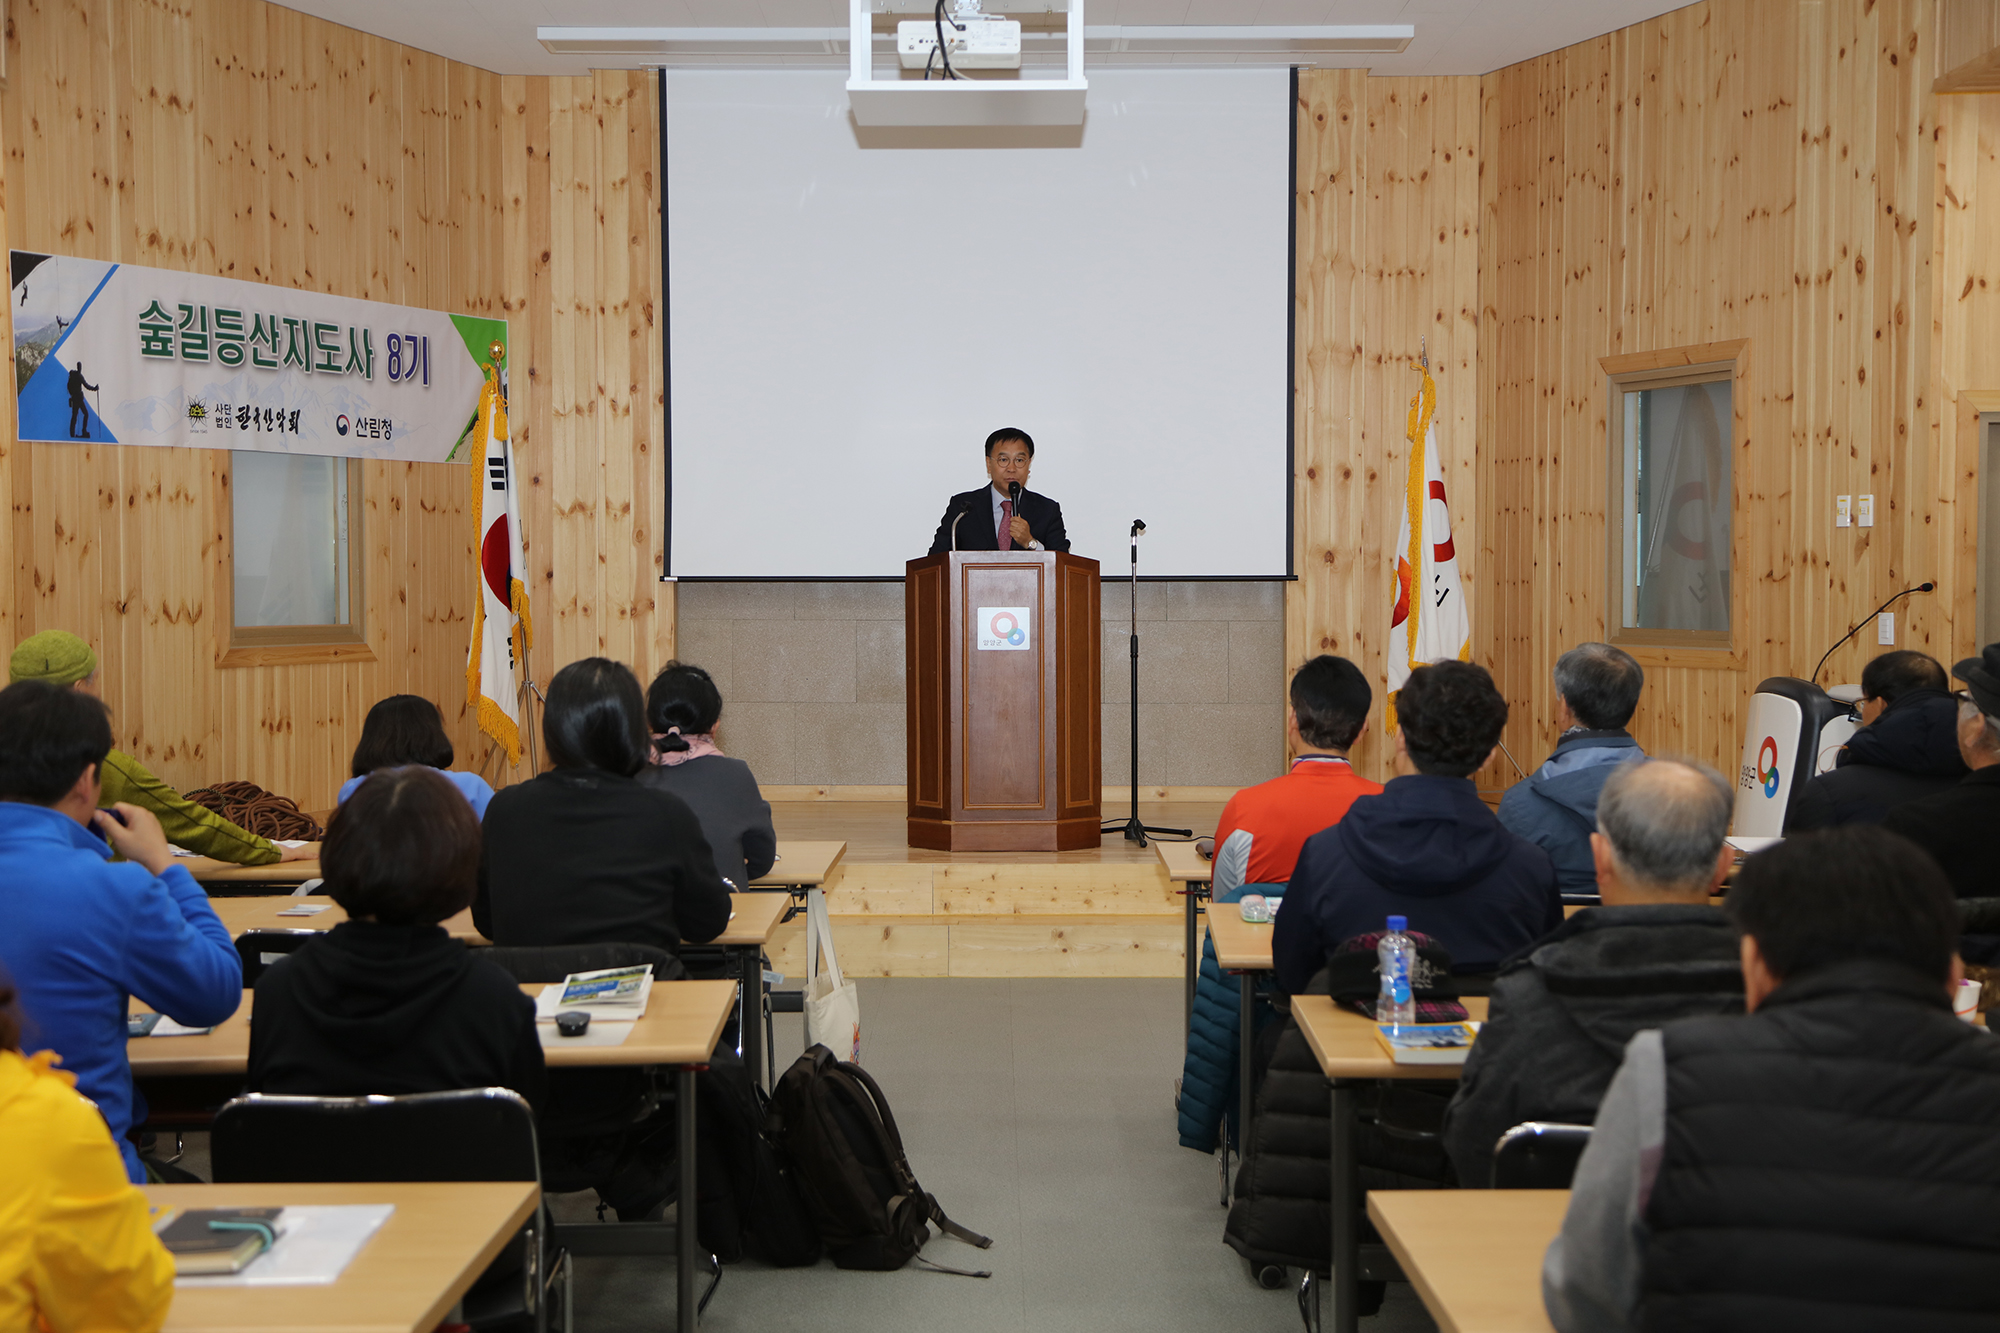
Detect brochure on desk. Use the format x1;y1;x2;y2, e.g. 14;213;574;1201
533;964;653;1023
168;1204;394;1286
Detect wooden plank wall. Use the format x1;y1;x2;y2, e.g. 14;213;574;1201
1287;69;1483;783
0;1;666;810
1474;0;1955;785
1933;87;2000;633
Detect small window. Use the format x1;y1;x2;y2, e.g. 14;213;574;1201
1604;345;1742;649
223;451;369;665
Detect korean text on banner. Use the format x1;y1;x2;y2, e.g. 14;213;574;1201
466;361;533;764
10;250;502;463
1387;365;1471;731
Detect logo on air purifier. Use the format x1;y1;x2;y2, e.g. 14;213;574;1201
1757;736;1782;798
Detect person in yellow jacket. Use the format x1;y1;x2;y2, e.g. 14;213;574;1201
0;985;173;1333
8;631;311;867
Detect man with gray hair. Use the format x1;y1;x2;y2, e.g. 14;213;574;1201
1883;643;2000;904
1498;643;1647;901
1443;758;1744;1185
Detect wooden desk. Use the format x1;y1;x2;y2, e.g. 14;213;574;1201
709;891;789;1090
745;840;845;888
1155;840;1214;1031
129;980;735;1077
148;1180;538;1333
182;849;323;890
191;837;845;892
1366;1190;1565;1333
210;897;484;942
1206;911;1275;1156
1293;993;1491;1333
136;981;733;1332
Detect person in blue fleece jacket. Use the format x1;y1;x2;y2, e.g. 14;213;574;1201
0;680;242;1182
1275;660;1562;994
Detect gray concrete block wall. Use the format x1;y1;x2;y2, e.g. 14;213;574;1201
674;580;1283;788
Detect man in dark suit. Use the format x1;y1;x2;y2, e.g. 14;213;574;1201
928;427;1071;554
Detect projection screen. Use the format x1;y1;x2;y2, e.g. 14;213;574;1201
663;67;1291;580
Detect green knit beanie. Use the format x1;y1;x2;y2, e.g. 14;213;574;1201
9;630;99;686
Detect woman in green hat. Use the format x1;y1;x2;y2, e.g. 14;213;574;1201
7;631;312;866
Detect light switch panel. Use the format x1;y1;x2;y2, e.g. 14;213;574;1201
1877;611;1895;645
1836;495;1852;528
1857;494;1875;528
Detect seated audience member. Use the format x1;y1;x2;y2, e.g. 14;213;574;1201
1543;826;2000;1332
9;630;309;866
1496;643;1646;898
1178;654;1382;1153
0;979;173;1332
1881;643;2000;898
0;681;241;1182
249;766;542;1106
1444;758;1743;1186
335;694;496;820
636;661;776;892
1273;660;1561;992
1788;649;1966;831
475;657;732;953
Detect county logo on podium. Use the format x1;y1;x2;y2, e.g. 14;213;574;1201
976;607;1031;651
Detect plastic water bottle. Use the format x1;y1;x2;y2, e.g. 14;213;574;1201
1378;915;1417;1032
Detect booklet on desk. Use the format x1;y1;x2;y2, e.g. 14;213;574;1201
534;964;653;1022
1371;1021;1480;1066
155;1207;283;1275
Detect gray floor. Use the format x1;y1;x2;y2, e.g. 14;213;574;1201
182;978;1440;1332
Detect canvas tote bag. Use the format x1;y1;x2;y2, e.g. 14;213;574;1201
803;889;861;1062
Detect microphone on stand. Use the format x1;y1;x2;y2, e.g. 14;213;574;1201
949;501;969;551
1809;582;1937;686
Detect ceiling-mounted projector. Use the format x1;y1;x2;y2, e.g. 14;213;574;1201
898;15;1023;69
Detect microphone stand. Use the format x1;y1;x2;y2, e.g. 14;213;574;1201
1103;520;1191;847
1808;582;1936;686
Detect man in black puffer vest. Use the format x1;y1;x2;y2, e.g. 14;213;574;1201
1543;826;2000;1333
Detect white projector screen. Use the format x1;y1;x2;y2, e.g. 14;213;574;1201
663;68;1292;580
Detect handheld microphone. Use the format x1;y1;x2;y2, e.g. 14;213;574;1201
1809;582;1936;686
1008;481;1022;508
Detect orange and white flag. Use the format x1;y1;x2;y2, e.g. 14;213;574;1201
1387;366;1470;728
465;361;532;764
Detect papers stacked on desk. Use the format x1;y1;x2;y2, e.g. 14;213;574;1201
533;964;653;1023
1372;1021;1480;1066
163;1204;394;1286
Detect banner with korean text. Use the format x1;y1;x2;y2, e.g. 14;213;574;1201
9;251;502;462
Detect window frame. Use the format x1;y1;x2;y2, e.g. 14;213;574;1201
216;452;375;668
1600;339;1748;663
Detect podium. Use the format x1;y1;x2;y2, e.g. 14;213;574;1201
905;550;1102;851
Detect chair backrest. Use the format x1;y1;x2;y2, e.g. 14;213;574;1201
476;942;685;984
234;929;321;985
212;1088;541;1185
1491;1121;1594;1189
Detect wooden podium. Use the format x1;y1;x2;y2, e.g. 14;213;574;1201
905;550;1103;851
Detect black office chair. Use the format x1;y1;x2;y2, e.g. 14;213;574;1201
234;929;321;985
212;1088;570;1333
1491;1121;1594;1188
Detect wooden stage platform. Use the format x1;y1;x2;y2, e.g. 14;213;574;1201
764;800;1224;979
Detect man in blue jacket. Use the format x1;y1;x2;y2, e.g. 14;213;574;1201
0;679;242;1182
1497;643;1646;902
1275;660;1561;994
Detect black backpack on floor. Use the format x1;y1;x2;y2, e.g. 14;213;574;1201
767;1044;992;1275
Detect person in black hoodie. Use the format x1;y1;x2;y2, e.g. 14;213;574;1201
1443;758;1743;1187
474;657;733;954
1787;650;1967;831
1274;660;1561;995
248;764;544;1107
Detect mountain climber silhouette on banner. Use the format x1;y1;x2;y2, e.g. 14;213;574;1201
66;362;98;439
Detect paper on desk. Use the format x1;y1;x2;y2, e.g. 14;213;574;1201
534;979;652;1023
537;1021;635;1050
277;904;332;917
150;1017;214;1037
175;1204;393;1287
274;839;311;849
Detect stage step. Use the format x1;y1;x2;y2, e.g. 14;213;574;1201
765;912;1185;979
